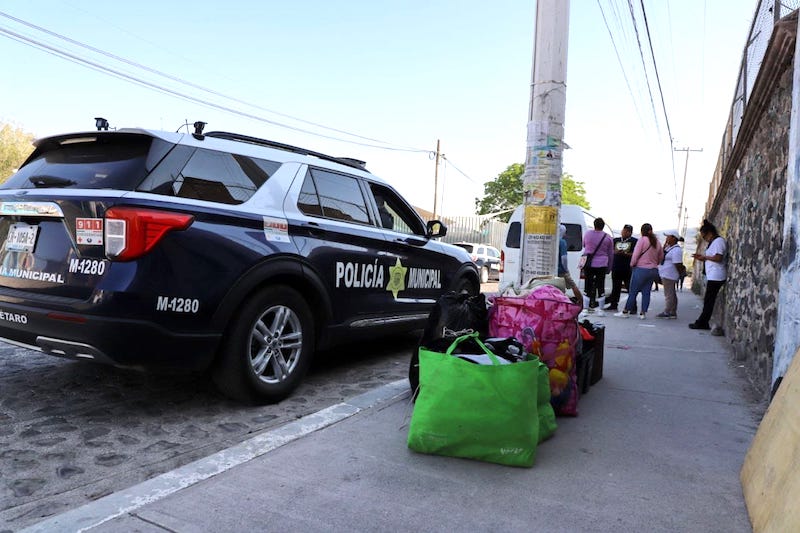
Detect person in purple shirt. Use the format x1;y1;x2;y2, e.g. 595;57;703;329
582;217;614;311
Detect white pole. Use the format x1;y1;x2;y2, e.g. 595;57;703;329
518;0;570;286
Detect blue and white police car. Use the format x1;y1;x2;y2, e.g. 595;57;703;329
0;125;479;403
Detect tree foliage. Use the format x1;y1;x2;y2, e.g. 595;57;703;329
474;163;590;222
0;124;35;183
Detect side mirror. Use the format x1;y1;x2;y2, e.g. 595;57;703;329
426;220;447;238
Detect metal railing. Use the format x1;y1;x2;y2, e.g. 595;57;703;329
707;0;800;213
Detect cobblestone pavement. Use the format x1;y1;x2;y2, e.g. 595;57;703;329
0;332;417;532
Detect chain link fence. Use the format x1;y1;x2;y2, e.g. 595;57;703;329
708;0;800;212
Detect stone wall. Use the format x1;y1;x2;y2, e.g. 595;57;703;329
705;65;793;398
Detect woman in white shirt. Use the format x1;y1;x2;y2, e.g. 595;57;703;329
656;231;683;319
689;219;727;330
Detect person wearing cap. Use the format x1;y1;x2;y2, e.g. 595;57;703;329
656;231;683;319
604;223;637;312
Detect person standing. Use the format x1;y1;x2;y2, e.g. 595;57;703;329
604;224;637;311
689;219;727;330
677;236;687;291
615;223;663;319
558;224;581;304
582;217;614;311
656;230;683;319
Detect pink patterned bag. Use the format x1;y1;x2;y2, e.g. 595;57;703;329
488;285;582;416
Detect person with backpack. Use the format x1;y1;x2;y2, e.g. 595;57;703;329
689;219;727;330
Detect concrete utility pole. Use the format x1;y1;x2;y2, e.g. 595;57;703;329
433;139;441;219
518;0;570;286
674;146;702;232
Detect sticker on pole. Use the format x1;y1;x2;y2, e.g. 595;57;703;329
522;205;558;279
76;218;104;245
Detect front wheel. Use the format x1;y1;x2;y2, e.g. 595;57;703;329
212;285;315;404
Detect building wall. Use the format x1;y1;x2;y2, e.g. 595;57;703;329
706;65;793;398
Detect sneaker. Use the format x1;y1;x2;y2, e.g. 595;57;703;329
656;312;670;319
586;307;595;314
603;304;617;311
668;314;678;319
613;310;630;318
639;312;646;320
689;322;710;330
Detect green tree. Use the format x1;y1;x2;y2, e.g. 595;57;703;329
474;163;590;222
0;123;35;183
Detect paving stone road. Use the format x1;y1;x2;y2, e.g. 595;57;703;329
0;332;417;532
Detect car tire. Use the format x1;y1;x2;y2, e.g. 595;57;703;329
213;285;315;404
453;276;479;296
480;266;489;284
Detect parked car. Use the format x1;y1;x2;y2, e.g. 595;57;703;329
500;204;591;285
453;242;501;283
0;126;480;403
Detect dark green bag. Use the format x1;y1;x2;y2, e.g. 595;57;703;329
407;333;543;467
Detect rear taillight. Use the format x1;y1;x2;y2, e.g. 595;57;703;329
104;207;194;261
500;250;505;273
470;254;477;262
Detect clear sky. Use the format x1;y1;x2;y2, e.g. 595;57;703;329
0;0;758;232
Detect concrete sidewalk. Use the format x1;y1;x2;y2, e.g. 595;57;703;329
24;287;762;532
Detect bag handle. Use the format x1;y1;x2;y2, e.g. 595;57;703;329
444;332;502;366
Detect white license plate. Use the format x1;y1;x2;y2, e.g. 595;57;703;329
5;224;39;252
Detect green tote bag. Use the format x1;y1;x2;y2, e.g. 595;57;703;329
407;333;541;467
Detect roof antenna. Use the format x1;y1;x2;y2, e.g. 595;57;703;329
193;121;207;140
94;117;110;131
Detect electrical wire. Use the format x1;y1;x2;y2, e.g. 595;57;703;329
638;0;673;145
0;11;431;154
626;0;661;139
441;156;479;185
596;0;646;132
638;0;678;206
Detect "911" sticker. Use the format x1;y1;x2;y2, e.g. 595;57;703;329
156;296;200;313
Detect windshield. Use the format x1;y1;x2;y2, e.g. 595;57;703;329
4;134;159;190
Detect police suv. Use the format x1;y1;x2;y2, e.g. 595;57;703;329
0;126;479;402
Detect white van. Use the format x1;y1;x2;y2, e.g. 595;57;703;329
500;204;592;286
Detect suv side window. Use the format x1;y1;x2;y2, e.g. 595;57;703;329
173;149;280;204
368;183;425;236
298;168;370;224
138;147;280;204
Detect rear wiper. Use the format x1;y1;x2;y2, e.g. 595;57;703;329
29;175;77;188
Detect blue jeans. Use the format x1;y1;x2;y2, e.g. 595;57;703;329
624;267;660;313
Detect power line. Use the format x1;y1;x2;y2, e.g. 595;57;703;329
626;0;662;138
0;11;431;154
596;0;646;132
638;0;673;145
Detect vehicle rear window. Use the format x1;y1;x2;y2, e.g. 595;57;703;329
454;243;475;253
3;134;158;190
506;222;582;251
